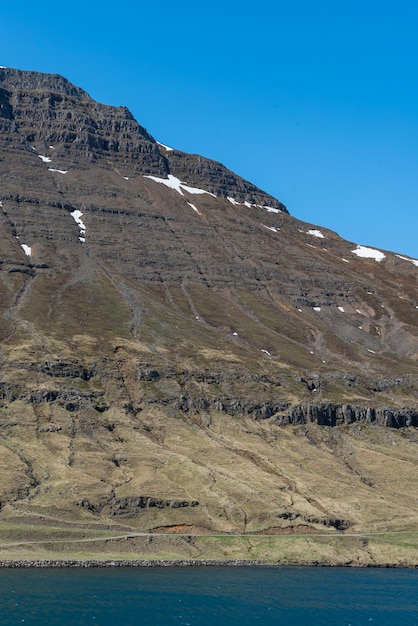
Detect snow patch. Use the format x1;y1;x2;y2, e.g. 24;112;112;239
307;229;324;238
70;210;86;230
227;197;281;213
313;307;321;312
351;245;386;262
367;349;376;354
144;174;216;197
232;332;238;336
48;168;67;174
395;254;418;267
70;209;86;242
262;224;279;232
341;258;349;263
261;349;272;356
38;155;52;163
157;141;174;151
123;176;129;180
356;309;362;315
338;306;345;313
187;202;202;215
21;244;31;256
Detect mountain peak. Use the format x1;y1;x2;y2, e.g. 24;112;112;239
0;67;285;210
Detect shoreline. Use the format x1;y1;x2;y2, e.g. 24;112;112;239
0;559;416;569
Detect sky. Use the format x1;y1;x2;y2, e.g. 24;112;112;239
1;0;418;258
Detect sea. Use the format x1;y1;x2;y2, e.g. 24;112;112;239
0;566;416;625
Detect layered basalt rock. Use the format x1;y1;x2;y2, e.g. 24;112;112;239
277;403;418;428
0;67;283;207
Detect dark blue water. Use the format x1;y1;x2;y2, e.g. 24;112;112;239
0;567;416;625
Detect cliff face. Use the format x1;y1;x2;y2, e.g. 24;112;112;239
0;67;417;536
0;67;284;207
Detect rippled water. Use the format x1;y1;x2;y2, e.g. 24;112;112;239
0;567;417;625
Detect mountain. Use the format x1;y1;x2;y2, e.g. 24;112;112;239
0;67;417;562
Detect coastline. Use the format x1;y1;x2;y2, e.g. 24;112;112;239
0;559;416;568
0;524;416;568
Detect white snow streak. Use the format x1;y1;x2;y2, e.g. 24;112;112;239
341;258;349;263
48;168;67;174
182;182;216;196
38;155;52;163
351;245;386;262
261;349;272;356
187;202;202;215
227;197;282;213
21;244;31;256
70;210;86;231
70;209;86;242
313;307;321;312
262;224;279;232
395;254;418;267
338;306;345;312
307;229;325;238
144;174;215;197
157;141;174;151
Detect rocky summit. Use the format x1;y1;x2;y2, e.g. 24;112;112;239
0;67;417;543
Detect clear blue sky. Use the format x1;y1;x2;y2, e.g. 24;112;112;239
1;0;418;258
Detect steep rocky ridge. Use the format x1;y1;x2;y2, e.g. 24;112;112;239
0;67;417;538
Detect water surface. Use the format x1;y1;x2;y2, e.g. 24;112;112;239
0;566;417;625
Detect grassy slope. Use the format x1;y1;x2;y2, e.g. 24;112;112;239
0;525;416;567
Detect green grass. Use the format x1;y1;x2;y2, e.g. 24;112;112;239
0;528;416;566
